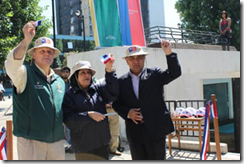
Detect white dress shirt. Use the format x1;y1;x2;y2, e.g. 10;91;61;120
128;68;145;99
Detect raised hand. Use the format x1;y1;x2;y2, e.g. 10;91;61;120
22;21;36;44
105;54;115;72
160;39;173;55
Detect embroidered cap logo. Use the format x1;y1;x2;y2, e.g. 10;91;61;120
129;47;137;52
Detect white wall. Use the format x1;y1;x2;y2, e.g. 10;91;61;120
67;46;240;100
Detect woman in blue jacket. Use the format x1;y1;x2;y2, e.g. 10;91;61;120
62;57;119;160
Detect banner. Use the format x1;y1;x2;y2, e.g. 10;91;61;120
118;0;146;46
89;0;122;47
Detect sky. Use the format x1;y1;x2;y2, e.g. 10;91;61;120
38;0;181;34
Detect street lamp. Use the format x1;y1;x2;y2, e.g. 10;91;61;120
177;23;183;43
75;10;86;52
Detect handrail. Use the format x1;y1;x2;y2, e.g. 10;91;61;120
145;26;228;45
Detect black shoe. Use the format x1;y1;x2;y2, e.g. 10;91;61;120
65;146;73;153
117;146;125;152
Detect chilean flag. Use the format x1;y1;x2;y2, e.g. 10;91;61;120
35;20;42;27
99;54;111;64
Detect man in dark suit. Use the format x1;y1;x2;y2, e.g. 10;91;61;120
112;39;181;160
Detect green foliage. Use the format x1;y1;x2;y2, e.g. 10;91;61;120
0;36;17;68
0;0;52;68
175;0;240;50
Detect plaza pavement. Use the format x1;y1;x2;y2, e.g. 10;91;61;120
0;97;240;161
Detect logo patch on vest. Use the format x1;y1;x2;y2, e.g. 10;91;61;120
34;82;44;89
57;83;63;93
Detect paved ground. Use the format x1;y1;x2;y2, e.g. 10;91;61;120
0;98;241;161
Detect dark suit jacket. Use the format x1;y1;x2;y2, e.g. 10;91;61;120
113;52;181;142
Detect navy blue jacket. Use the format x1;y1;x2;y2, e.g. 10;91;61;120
62;71;119;153
113;53;181;142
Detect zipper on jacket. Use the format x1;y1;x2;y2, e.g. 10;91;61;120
27;117;31;135
49;83;56;142
86;91;95;108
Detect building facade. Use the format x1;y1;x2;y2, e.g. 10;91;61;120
55;0;92;37
148;0;165;28
55;0;165;38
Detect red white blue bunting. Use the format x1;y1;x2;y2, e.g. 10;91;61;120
200;100;218;160
0;127;7;160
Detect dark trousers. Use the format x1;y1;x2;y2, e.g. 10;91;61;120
220;33;230;51
128;124;166;160
75;145;109;160
0;91;4;101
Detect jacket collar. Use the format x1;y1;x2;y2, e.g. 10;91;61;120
128;67;146;78
30;63;58;83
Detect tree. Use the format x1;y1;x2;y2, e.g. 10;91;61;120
0;0;52;69
175;0;240;50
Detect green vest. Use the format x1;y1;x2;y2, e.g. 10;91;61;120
13;64;65;143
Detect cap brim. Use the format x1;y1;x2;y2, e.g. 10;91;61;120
195;114;205;117
180;114;191;118
61;66;71;72
68;67;96;79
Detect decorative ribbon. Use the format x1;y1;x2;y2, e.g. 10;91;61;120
200;100;218;160
0;127;7;160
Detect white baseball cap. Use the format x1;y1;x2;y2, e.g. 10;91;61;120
186;107;197;115
175;107;185;117
195;107;206;117
180;108;196;118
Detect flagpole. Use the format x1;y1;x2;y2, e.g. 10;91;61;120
7;120;13;160
211;94;221;160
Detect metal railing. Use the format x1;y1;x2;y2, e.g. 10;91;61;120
145;26;228;45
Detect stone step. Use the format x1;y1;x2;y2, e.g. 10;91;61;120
166;138;228;153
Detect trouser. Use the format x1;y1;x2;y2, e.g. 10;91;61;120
75;145;109;160
64;125;71;144
220;33;230;51
107;108;120;152
17;137;65;160
128;124;166;160
0;91;4;101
